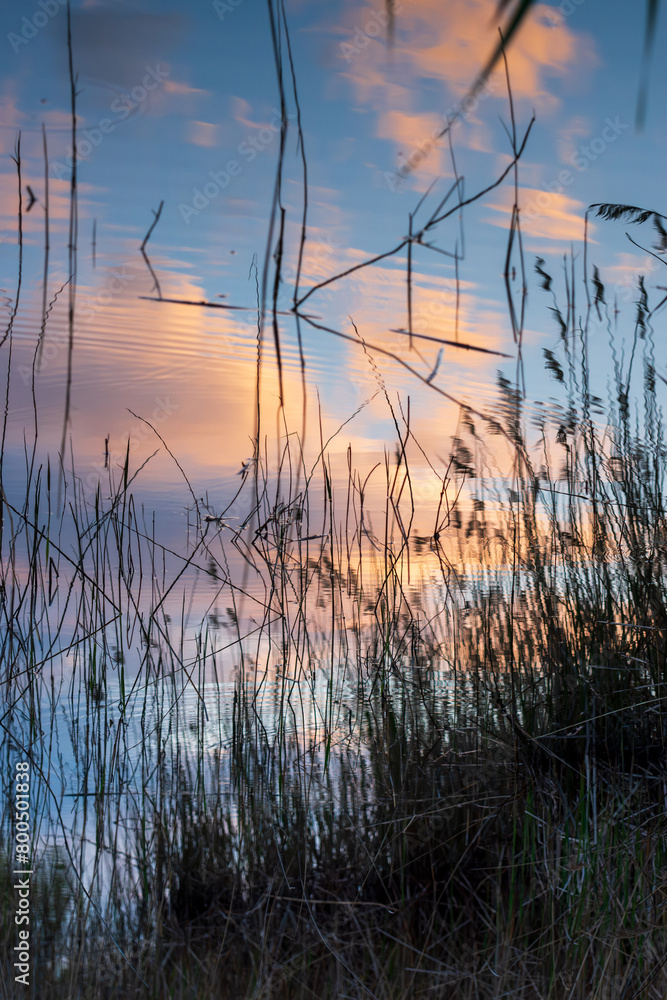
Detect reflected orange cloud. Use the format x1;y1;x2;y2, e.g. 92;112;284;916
7;240;515;532
5;231;527;562
344;0;588;99
164;80;209;97
408;1;578;97
487;186;587;244
186;120;220;147
282;237;517;485
303;242;509;364
376;110;449;179
337;0;593;179
14;266;325;485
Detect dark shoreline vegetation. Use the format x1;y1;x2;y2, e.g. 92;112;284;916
4;7;667;999
4;259;667;1000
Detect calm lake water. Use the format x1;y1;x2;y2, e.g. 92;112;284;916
3;0;665;531
2;1;666;757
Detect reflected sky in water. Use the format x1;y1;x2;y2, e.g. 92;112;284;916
2;0;667;526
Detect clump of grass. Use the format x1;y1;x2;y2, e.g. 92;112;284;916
57;679;667;999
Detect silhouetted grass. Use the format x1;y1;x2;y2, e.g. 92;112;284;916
4;261;667;996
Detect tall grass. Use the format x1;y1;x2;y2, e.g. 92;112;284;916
3;255;667;997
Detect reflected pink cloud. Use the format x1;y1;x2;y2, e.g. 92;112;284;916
186;120;220;148
487;186;588;244
335;0;593;185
